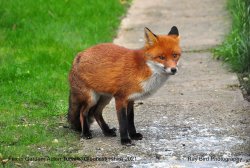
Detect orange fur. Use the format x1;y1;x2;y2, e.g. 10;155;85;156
68;26;181;145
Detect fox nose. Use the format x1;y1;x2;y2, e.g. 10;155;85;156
171;68;177;74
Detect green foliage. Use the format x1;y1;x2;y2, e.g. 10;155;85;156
213;0;250;73
0;0;128;167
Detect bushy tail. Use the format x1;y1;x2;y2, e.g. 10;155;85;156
67;93;81;132
67;92;96;132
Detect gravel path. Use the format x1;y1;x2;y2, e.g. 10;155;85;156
76;0;250;167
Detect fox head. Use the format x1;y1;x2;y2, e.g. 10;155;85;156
144;26;181;75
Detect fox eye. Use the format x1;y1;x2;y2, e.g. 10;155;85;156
172;54;178;58
159;56;165;60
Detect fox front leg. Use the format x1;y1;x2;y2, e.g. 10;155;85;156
127;101;143;140
115;98;132;145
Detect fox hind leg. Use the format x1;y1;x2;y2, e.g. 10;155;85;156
79;105;93;139
79;91;103;139
68;89;99;140
94;96;117;137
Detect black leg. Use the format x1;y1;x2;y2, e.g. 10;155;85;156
127;101;143;140
83;115;92;139
97;116;117;137
93;96;116;137
117;107;131;145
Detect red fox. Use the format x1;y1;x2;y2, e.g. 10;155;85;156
68;26;181;145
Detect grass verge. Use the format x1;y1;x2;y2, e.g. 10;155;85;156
213;0;250;101
0;0;129;167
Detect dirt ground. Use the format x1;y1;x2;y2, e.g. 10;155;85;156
75;0;250;167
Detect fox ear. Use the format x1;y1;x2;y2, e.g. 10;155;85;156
144;27;158;46
168;26;179;36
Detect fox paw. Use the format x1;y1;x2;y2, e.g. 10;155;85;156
81;132;93;139
103;127;117;137
121;138;133;146
130;133;143;140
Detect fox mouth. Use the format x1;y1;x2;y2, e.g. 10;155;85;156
146;61;178;75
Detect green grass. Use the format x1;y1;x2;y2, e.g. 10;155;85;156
0;0;128;167
213;0;250;99
213;0;250;73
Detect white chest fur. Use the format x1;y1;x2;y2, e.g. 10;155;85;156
128;61;169;100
